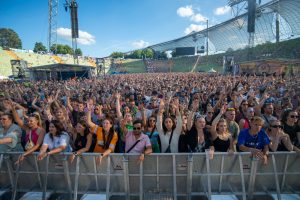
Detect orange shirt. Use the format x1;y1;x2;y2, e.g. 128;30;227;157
92;125;118;153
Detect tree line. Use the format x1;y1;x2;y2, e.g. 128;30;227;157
110;49;168;59
0;28;82;56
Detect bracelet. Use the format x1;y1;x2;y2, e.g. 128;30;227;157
73;151;78;156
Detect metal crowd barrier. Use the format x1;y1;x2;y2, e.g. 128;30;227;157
0;152;299;200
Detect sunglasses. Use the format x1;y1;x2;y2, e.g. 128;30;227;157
289;115;298;119
207;112;213;114
149;119;156;122
271;125;283;129
133;127;142;130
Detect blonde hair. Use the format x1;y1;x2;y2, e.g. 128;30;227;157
251;116;265;126
217;118;231;136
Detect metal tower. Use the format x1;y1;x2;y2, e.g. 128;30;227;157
228;0;262;48
48;0;59;53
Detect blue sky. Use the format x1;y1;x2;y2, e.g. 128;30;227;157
0;0;269;57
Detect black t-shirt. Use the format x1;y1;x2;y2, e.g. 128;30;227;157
185;126;212;152
74;133;96;152
283;123;300;145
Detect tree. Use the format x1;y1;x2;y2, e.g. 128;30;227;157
142;48;154;59
110;52;124;58
132;50;142;59
50;44;73;55
33;42;47;53
0;28;22;49
75;48;82;56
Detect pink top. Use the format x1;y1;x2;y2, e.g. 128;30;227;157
25;128;40;145
125;131;151;154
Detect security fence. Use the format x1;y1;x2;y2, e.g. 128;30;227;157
0;152;299;200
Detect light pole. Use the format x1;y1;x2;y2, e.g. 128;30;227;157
206;19;209;69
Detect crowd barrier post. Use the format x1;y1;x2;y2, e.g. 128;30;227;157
62;158;72;199
106;156;111;200
11;157;20;200
281;154;289;191
271;154;282;200
238;154;247;200
73;156;81;200
187;154;193;200
172;154;177;200
42;155;49;200
247;157;258;199
205;152;212;200
33;156;43;190
123;155;130;200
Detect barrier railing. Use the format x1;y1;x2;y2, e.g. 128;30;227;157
0;152;299;200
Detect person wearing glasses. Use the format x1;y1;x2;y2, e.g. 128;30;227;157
0;113;23;152
143;116;160;153
267;120;299;152
281;109;300;147
125;120;152;162
238;116;270;164
91;104;104;125
235;100;249;123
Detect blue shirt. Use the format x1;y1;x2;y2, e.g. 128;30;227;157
238;128;270;150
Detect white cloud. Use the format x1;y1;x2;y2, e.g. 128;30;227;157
57;27;96;45
132;40;149;48
214;6;231;15
190;13;207;23
177;5;194;17
184;24;206;35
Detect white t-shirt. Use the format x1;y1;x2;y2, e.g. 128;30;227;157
43;132;71;152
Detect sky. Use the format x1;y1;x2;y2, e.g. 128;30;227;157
0;0;270;58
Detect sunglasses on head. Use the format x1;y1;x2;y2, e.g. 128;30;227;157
271;125;283;129
226;108;235;111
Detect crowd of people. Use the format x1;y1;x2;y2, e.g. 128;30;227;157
0;73;300;165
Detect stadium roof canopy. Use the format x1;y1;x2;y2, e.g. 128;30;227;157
147;0;300;53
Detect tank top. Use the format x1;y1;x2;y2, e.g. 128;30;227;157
213;136;230;152
74;133;95;152
243;118;250;129
25;128;40;145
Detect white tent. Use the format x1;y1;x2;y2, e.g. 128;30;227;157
208;68;217;73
